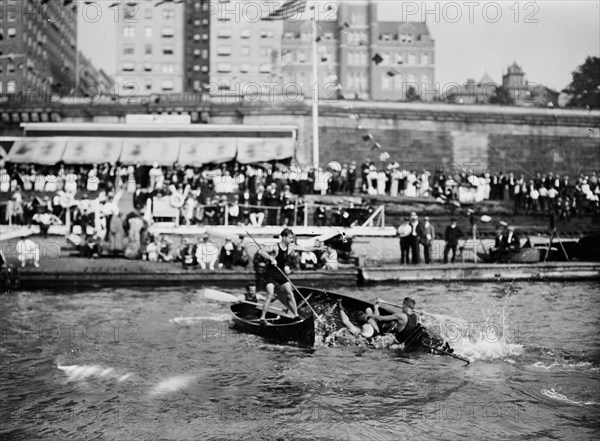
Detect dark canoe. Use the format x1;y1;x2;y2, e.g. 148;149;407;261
296;287;452;353
230;302;316;347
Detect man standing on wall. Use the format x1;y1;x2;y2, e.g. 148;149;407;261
422;216;435;264
398;217;412;264
443;218;464;264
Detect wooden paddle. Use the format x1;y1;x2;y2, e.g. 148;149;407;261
422;343;470;366
202;288;295;319
376;299;458;324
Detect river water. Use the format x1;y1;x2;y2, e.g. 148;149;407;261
1;281;599;440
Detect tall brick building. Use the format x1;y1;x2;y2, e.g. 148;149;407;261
114;0;185;96
0;0;77;98
281;1;435;101
183;0;210;93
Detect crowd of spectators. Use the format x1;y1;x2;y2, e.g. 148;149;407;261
2;160;599;232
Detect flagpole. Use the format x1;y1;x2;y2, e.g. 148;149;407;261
311;14;319;167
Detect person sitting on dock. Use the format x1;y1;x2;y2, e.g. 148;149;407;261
502;226;521;251
16;237;40;268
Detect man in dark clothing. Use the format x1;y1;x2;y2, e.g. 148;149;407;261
408;212;424;264
443;218;464;263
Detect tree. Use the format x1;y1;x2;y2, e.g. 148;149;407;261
405;86;420;102
563;56;600;109
489;86;514;105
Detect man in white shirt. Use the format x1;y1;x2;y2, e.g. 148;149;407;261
16;237;40;268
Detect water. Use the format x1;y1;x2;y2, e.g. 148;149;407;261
1;281;599;440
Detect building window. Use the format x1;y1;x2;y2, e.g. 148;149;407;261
145;80;152;91
145;8;153;19
260;30;273;38
380;33;393;41
122;62;135;72
218;29;232;38
259;47;271;57
241;46;250;56
193;65;200;71
124;6;137;20
162;64;174;73
193;80;201;91
241;29;251;39
421;53;429;65
163;9;175;19
193;48;201;56
394;74;404;91
161;80;174;91
123;26;134;38
217;63;231;72
217;46;232;56
194;19;201;26
163;45;174;55
201;66;208;72
202;49;208;58
123;45;135;55
144;27;152;38
297;51;306;63
7;80;16;93
202;18;209;25
240;63;250;73
259;64;271;73
7;63;15;74
395;53;404;64
381;74;391;90
194;34;200;41
145;44;152;55
323;32;334;40
162;27;174;38
408;53;416;65
144;62;152;71
283;31;296;39
381;53;390;65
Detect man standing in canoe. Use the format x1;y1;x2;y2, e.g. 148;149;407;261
257;228;308;323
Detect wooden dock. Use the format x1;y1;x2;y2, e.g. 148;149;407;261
4;258;357;290
358;262;600;284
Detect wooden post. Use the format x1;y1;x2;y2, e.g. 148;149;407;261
304;202;308;227
224;203;229;226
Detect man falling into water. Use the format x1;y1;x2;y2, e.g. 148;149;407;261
367;297;420;346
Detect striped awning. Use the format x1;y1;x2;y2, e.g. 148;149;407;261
62;138;123;164
178;138;237;166
236;138;295;164
120;138;180;166
7;136;295;165
7;138;67;164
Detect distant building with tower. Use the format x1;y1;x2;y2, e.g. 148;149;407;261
280;1;436;101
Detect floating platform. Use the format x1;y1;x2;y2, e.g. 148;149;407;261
5;258;357;290
358;262;600;284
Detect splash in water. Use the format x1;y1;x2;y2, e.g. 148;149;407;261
57;364;133;383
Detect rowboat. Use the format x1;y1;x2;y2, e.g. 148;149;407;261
477;248;541;263
230;302;316;347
